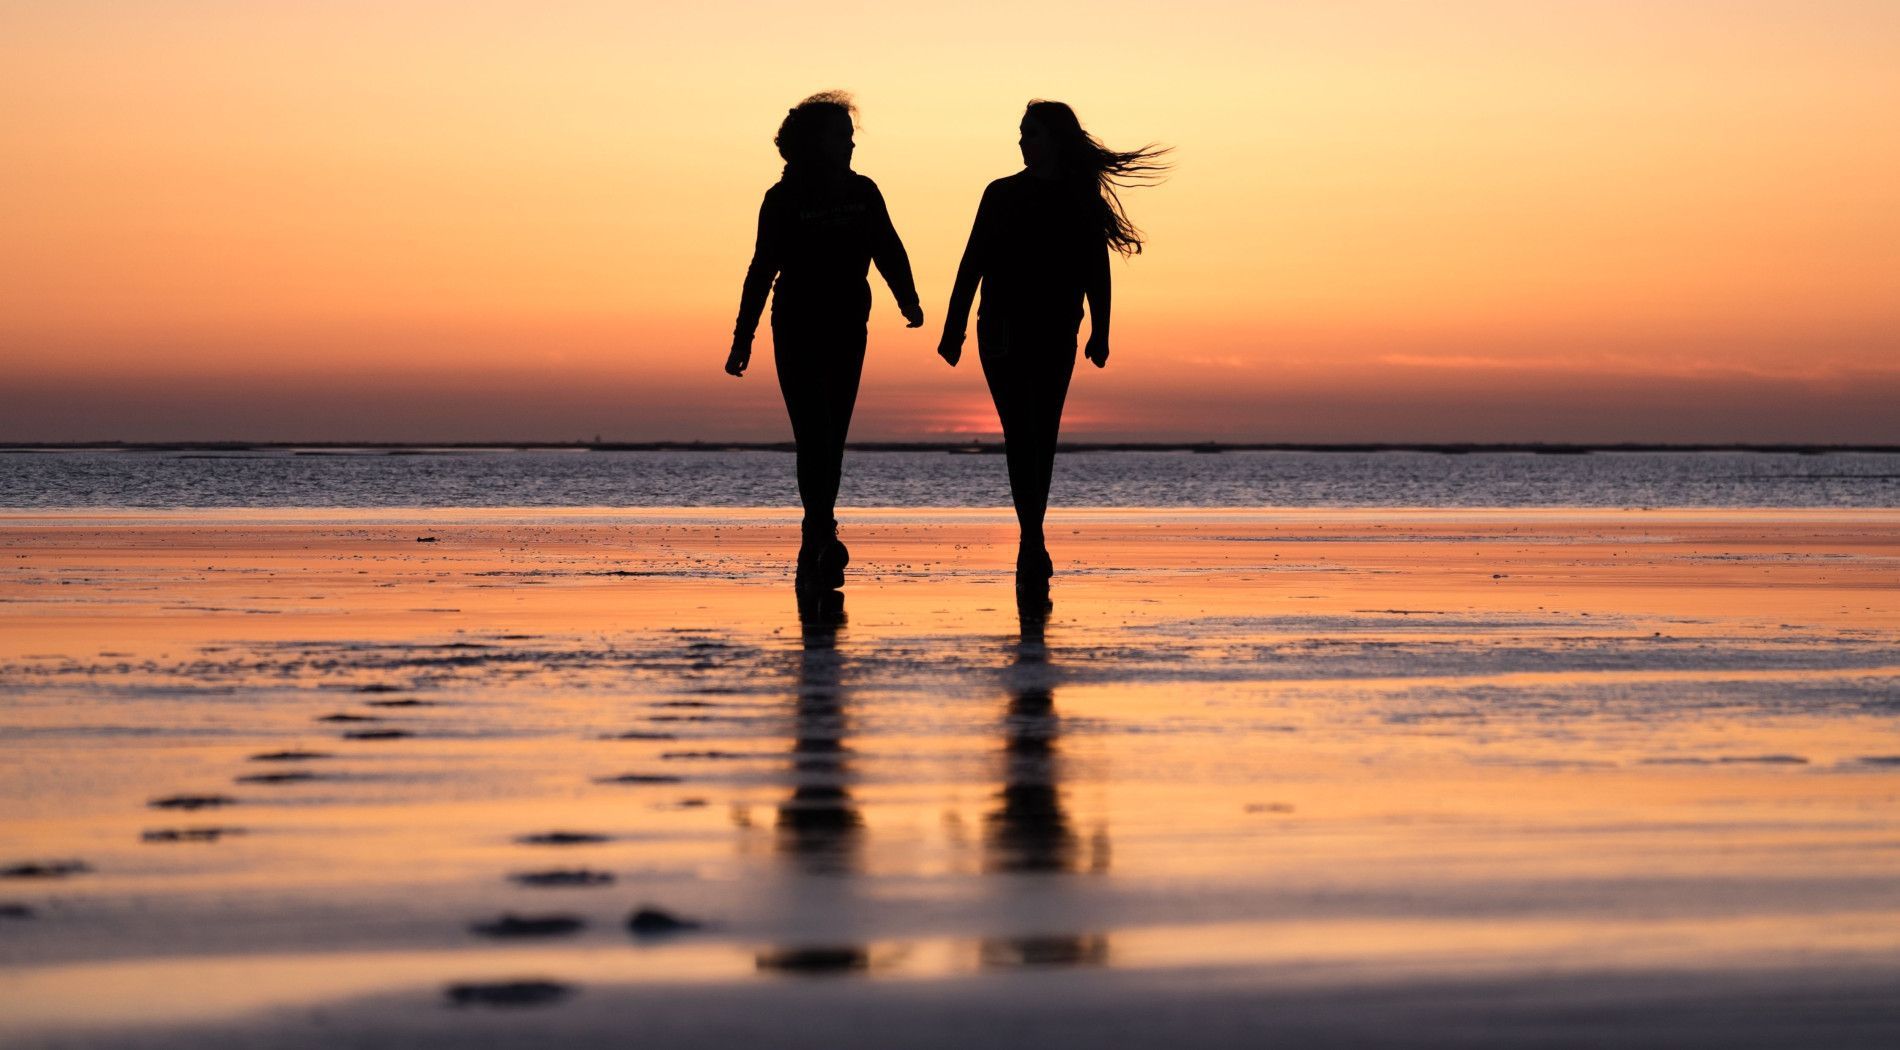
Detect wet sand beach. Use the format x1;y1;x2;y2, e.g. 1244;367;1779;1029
3;509;1899;1047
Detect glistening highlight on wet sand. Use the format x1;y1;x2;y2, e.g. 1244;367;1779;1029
3;509;1898;1048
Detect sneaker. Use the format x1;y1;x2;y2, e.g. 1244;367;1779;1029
794;534;824;592
818;535;849;590
1015;544;1053;584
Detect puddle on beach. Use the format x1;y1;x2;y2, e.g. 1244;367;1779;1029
2;510;1899;1042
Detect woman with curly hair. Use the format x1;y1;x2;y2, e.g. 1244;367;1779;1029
729;91;923;593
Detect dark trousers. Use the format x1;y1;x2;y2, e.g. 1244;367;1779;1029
773;317;867;534
979;318;1078;543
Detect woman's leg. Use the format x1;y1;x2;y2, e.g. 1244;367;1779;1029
1021;347;1074;544
981;325;1077;563
811;331;865;527
1018;347;1079;554
775;320;866;584
980;338;1033;542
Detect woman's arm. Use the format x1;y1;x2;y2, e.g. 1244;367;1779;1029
937;184;997;367
728;191;781;377
1083;240;1111;368
867;182;924;328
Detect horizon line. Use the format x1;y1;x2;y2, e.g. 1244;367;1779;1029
5;441;1898;455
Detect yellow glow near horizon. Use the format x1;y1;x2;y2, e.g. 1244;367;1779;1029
3;1;1897;441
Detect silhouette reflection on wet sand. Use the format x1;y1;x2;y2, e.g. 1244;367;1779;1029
776;589;858;876
757;589;1108;975
758;588;871;975
978;592;1111;969
985;591;1074;874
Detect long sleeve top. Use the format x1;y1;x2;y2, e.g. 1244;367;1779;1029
733;171;920;343
939;172;1112;360
961;173;1103;332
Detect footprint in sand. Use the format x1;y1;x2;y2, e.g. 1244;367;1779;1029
2;860;90;879
755;947;868;974
149;794;237;810
444;980;572;1007
235;771;321;784
509;869;616;887
516;831;611;846
142;827;244;843
627;906;704;936
249;750;334;762
470;914;587;938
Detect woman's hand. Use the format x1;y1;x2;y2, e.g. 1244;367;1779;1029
901;302;925;328
724;342;751;377
1084;332;1110;368
937;329;963;367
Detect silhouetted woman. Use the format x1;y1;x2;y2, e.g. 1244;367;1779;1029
730;92;924;591
938;101;1167;587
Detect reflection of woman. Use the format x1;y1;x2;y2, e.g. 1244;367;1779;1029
938;101;1168;587
978;595;1112;970
776;602;859;875
986;598;1075;874
730;92;924;592
757;598;873;975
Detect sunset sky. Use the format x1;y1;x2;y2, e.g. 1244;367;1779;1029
4;1;1896;443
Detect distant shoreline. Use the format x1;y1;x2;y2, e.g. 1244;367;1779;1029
2;441;1897;455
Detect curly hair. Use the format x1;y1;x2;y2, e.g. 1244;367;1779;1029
775;90;858;169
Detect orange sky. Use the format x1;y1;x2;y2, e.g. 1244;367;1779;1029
3;1;1897;442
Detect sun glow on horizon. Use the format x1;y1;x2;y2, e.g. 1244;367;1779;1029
3;1;1897;442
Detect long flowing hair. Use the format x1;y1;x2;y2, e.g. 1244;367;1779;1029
1025;100;1171;257
776;90;857;179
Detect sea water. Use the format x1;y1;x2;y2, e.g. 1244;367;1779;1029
2;448;1896;509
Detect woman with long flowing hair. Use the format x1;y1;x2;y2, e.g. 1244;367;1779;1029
937;100;1168;589
729;91;924;595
